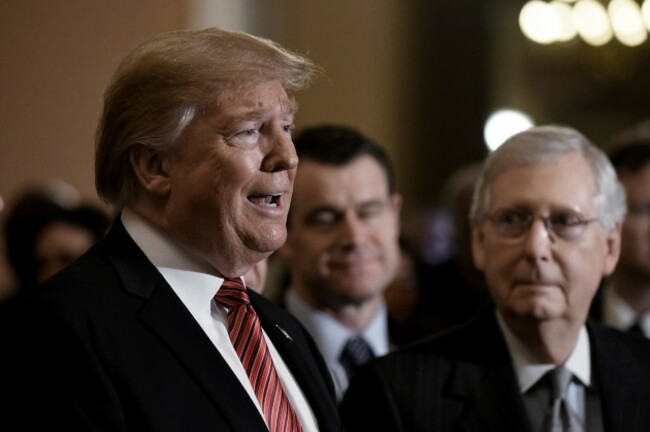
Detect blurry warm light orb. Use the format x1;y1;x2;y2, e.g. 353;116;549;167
609;0;647;46
484;109;534;152
520;1;558;44
640;0;650;32
573;0;614;46
550;1;578;41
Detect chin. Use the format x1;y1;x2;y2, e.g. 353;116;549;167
514;302;564;322
249;227;286;252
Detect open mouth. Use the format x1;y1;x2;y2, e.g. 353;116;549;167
248;193;282;208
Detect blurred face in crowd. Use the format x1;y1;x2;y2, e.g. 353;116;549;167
282;156;401;309
616;164;650;282
35;221;95;284
472;152;621;327
151;80;298;277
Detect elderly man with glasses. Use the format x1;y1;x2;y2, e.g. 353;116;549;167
341;125;650;432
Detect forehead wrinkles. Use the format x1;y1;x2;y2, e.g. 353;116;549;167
487;158;599;213
219;80;294;117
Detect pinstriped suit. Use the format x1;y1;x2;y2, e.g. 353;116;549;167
341;309;650;432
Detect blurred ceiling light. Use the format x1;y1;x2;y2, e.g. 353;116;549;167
641;0;650;31
550;1;578;41
521;0;650;46
483;109;534;152
520;1;558;44
573;0;614;46
609;0;648;46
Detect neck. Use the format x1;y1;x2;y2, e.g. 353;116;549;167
502;314;581;364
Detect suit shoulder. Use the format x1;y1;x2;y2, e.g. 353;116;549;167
590;321;650;361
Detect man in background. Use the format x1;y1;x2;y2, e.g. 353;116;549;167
279;124;403;402
591;120;650;337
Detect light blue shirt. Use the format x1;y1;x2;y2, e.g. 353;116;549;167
284;288;390;402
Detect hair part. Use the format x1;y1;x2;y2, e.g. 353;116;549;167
95;27;319;208
470;125;626;230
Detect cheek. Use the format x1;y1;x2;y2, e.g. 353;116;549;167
560;248;602;290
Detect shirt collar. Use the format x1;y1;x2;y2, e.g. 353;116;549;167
121;207;231;315
284;288;389;364
496;311;591;393
121;207;217;275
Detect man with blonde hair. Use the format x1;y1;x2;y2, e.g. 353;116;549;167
1;28;340;431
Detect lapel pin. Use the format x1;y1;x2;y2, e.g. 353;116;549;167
275;324;293;342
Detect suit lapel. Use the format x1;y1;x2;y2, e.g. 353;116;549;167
103;220;269;431
589;323;650;431
445;311;532;432
252;293;339;431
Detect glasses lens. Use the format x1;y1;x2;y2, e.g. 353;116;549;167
489;209;596;241
548;212;589;240
491;210;530;238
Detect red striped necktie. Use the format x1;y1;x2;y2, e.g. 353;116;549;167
215;278;302;432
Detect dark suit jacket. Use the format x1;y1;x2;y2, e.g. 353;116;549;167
0;220;341;431
340;309;650;432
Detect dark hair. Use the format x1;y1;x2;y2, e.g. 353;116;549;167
3;200;110;294
607;122;650;173
46;205;111;243
3;193;65;292
292;124;397;194
609;144;650;173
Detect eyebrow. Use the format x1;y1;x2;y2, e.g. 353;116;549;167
304;198;389;218
305;205;341;218
496;204;590;216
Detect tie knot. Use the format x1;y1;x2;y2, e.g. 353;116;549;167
549;366;573;400
340;336;375;378
215;278;250;308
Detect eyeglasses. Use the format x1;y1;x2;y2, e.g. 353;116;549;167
486;209;599;241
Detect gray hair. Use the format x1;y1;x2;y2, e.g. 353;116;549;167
470;125;626;230
95;27;318;208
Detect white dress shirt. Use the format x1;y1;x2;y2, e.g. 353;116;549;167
284;288;390;402
497;312;591;429
121;208;319;431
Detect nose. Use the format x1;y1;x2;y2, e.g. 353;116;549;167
262;127;299;173
338;213;367;249
523;217;553;263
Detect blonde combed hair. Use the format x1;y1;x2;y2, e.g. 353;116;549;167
95;27;318;208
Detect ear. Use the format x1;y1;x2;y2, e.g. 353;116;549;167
129;144;171;197
471;222;487;271
601;222;622;276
